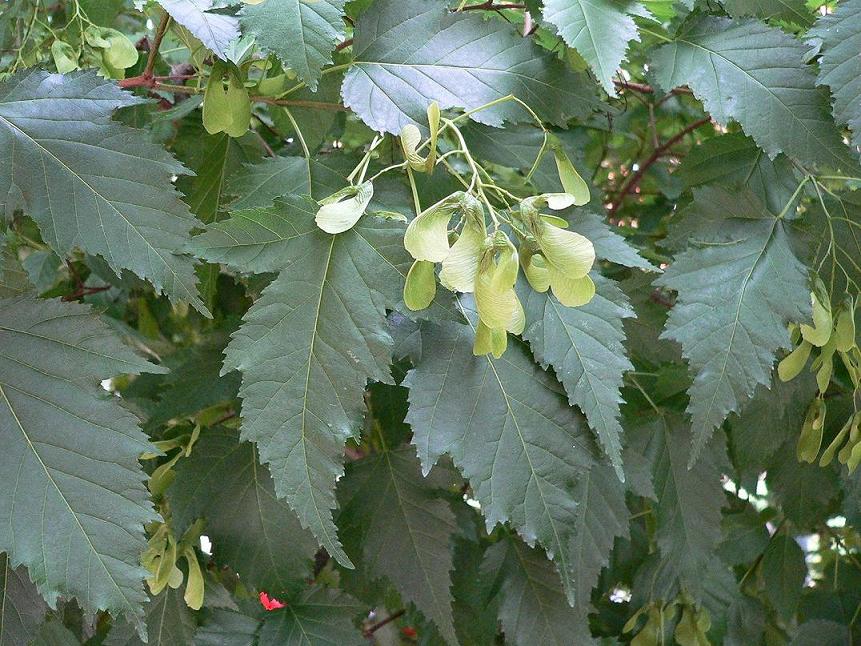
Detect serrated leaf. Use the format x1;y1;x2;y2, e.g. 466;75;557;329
257;587;363;645
157;0;239;61
727;374;816;480
405;313;600;605
168;426;318;593
0;296;163;636
634;415;727;598
651;16;856;171
656;187;810;464
195;607;260;646
810;0;861;148
677;133;799;215
240;0;346;90
0;554;48;646
723;0;813;25
105;588;196;646
482;536;589;645
213;210;409;568
342;0;600;134
567;462;629;619
543;0;641;96
761;534;805;620
0;70;206;313
0;235;29;297
337;447;458;644
226;155;349;211
519;274;634;480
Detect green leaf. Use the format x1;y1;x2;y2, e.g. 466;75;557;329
542;0;641;96
0;70;207;314
337;447;458;644
342;0;600;134
156;0;239;61
29;618;78;646
767;440;840;529
656;187;811;464
257;587;363;645
568;211;657;271
105;588;196;646
405;313;600;605
633;415;728;598
761;534;806;620
567;462;629;619
0;235;30;297
651;16;856;171
240;0;347;89
213;211;410;568
791;620;852;646
519;274;634;480
168;426;318;593
722;0;813;26
226;155;349;211
195;607;260;646
482;536;589;645
676;133;799;215
0;554;48;646
810;0;861;148
0;295;163;636
727;374;816;481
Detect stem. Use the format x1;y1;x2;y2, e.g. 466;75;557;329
282;108;310;159
406;167;422;215
608;116;711;215
777;176;810;219
144;12;171;80
255;97;347;111
459;1;527;9
363;609;406;637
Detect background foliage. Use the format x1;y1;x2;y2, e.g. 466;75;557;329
1;0;861;644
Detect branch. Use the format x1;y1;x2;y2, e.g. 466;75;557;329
335;38;353;51
363;610;406;637
255;97;348;111
119;12;171;89
459;2;527;10
613;79;693;97
608;116;711;215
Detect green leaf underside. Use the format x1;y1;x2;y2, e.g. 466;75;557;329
519;274;634;480
543;0;641;96
168;426;318;593
722;0;813;25
156;0;239;61
676;133;799;215
810;0;861;148
195;608;259;646
651;16;856;171
257;587;363;646
105;588;196;646
405;314;600;605
226;155;350;211
239;0;346;90
342;0;600;134
639;415;727;596
338;447;458;644
482;536;590;645
210;206;409;567
0;296;162;636
0;552;48;646
656;187;810;464
0;70;206;313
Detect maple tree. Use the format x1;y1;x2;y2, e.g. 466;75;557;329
1;0;861;644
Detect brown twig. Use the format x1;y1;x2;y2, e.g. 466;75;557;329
363;610;406;637
613;79;693;97
255;97;348;111
335;38;353;51
62;285;112;302
119;12;171;89
459;1;526;10
608;116;711;215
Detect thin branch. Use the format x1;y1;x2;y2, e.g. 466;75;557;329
363;610;406;637
613;79;693;97
608;116;711;215
459;1;526;10
335;38;353;51
118;12;171;89
255;97;348;111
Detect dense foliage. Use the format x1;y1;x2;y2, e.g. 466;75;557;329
1;0;861;644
